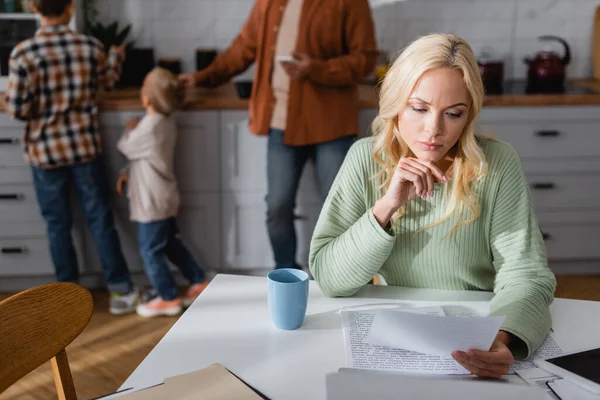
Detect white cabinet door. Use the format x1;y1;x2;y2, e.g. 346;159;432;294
177;194;221;273
221;192;270;269
221;192;320;270
220;111;268;193
175;117;220;193
220;111;320;195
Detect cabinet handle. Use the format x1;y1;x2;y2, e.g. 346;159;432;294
531;183;555;190
293;214;308;221
1;246;29;254
535;130;560;137
232;124;239;177
0;138;20;145
0;193;25;200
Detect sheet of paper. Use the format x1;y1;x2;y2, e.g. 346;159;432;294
511;333;564;372
365;310;505;357
549;379;600;400
340;307;471;375
116;364;263;400
516;368;561;400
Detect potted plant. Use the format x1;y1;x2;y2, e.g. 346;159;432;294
82;0;154;87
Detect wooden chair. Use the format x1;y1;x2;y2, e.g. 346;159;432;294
0;282;93;399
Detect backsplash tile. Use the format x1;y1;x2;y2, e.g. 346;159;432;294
93;0;598;80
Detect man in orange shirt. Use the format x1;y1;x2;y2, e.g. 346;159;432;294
180;0;377;270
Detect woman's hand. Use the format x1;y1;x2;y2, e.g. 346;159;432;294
116;172;128;196
373;158;447;227
451;330;515;378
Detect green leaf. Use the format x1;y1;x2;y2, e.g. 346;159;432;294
116;25;132;45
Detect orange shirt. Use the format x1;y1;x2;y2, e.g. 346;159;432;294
195;0;378;146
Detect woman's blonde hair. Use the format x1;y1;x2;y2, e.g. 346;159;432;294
372;33;487;235
144;67;185;117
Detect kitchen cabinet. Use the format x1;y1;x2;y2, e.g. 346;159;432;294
3;104;600;288
0;113;86;280
478;106;600;272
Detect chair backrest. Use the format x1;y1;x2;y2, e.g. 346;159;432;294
0;282;93;398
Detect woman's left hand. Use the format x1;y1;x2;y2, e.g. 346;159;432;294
451;330;514;378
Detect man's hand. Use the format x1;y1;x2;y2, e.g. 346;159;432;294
451;330;515;378
281;52;312;80
116;172;128;196
179;73;198;88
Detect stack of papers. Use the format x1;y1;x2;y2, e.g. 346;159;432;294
340;305;504;375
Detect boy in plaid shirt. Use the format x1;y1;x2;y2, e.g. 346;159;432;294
4;0;139;314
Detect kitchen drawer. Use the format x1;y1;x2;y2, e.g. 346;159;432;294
477;121;600;159
0;184;42;222
0;167;32;184
527;174;600;210
539;223;600;260
0;142;26;168
0;237;54;276
0;114;24;129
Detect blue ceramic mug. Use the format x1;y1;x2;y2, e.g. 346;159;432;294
267;268;309;330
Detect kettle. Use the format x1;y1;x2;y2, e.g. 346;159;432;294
524;35;571;92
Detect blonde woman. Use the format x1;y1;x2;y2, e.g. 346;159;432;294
117;67;209;317
309;34;556;377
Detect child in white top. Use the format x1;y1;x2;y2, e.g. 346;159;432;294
117;67;208;317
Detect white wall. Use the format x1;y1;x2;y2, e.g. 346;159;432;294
94;0;597;80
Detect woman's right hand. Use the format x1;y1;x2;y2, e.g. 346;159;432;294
372;158;447;227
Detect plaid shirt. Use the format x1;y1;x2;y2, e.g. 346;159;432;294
4;24;123;168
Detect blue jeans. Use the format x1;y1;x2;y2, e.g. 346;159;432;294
137;217;205;301
266;129;355;270
31;158;132;294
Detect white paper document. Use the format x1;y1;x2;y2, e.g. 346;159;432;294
340;307;471;375
365;310;505;357
511;333;564;372
548;379;600;400
515;368;561;400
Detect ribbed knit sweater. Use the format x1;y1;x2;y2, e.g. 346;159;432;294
309;136;556;359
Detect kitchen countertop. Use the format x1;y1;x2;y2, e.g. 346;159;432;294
2;80;600;112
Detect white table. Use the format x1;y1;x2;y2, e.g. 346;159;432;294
119;274;600;400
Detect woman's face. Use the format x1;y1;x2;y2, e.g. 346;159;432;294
397;68;471;163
